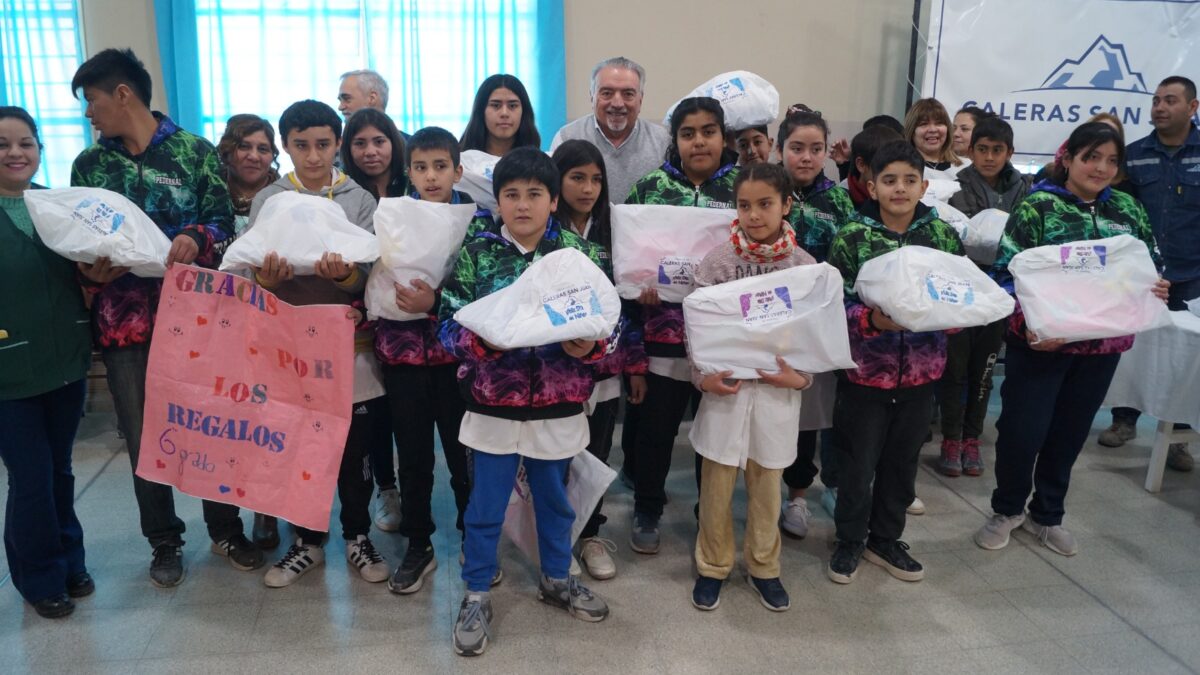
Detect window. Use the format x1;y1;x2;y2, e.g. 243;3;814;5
0;0;88;187
190;0;562;171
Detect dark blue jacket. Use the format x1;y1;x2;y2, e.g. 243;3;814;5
1125;124;1200;282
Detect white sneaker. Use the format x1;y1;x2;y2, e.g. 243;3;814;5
974;513;1025;550
347;534;390;582
264;539;324;588
906;497;926;516
579;537;618;580
1021;518;1078;556
374;487;401;532
780;498;811;538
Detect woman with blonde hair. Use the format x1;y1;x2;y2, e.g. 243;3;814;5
904;98;964;174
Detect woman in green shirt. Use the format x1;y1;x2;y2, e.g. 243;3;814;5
0;106;93;618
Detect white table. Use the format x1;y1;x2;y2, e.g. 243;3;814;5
1102;311;1200;492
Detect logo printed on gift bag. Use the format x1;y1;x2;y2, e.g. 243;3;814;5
542;284;601;326
740;286;793;325
924;272;976;306
72;197;125;235
1060;244;1108;273
657;256;698;287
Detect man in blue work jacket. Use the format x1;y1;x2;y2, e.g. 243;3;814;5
1100;75;1200;472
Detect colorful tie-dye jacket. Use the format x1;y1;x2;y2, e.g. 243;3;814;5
828;202;966;389
560;216;648;382
625;158;739;357
992;181;1160;355
786;174;855;262
438;218;616;420
375;190;495;367
70;114;233;348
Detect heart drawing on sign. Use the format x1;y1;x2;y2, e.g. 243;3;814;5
236;488;246;497
155;459;166;469
189;351;200;359
301;471;312;480
249;346;258;355
218;485;231;494
196;316;208;326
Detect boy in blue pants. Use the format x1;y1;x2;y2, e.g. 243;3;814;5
438;147;613;656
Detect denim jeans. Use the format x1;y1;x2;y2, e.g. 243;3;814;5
0;380;87;603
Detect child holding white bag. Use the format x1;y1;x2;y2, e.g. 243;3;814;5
975;122;1169;558
688;163;816;612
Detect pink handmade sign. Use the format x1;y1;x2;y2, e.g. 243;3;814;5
136;264;354;531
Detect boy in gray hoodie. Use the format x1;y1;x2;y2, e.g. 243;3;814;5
247;99;390;588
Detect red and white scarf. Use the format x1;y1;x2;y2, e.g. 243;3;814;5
730;219;798;263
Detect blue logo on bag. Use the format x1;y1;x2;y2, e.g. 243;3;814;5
73;197;124;234
542;285;596;326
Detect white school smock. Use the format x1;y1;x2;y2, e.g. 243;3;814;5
688;379;802;470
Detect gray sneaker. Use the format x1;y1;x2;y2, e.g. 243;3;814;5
537;575;609;622
452;592;492;657
1098;421;1136;448
1022;518;1077;556
974;513;1026;550
630;512;660;554
1167;443;1194;472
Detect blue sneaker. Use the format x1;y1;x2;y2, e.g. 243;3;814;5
747;575;790;612
691;576;722;610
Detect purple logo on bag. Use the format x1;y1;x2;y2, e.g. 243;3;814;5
1060;244;1107;273
740;286;793;325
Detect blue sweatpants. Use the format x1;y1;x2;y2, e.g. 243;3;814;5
462;450;574;592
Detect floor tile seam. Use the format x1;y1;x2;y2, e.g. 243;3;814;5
0;446;123;592
918;462;1198;673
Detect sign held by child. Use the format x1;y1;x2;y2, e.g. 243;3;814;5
135;264;354;531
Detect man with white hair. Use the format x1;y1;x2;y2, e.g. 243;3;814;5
550;56;670;203
338;69;389;117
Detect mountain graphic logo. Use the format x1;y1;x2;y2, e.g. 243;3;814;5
1021;35;1149;94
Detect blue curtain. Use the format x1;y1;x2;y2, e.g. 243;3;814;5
163;0;565;150
0;0;88;187
153;0;204;133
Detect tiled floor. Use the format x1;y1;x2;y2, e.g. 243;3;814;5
3;391;1200;674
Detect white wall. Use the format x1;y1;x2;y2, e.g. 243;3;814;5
562;0;929;142
78;0;168;113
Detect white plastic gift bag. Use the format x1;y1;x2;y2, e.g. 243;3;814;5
854;246;1014;332
365;197;477;321
610;204;736;302
453;247;621;350
663;71;779;130
219;192;379;275
924;178;962;203
684;264;856;378
25;187;173;277
926;199;970;238
457;150;500;213
1009;234;1171;341
502;451;617;563
961;209;1009;266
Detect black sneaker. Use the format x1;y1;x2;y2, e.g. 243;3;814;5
864;539;924;582
826;540;865;585
388;543;437;595
211;534;266;571
150;544;185;588
747;575;790;612
66;571;95;598
691;576;722;611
